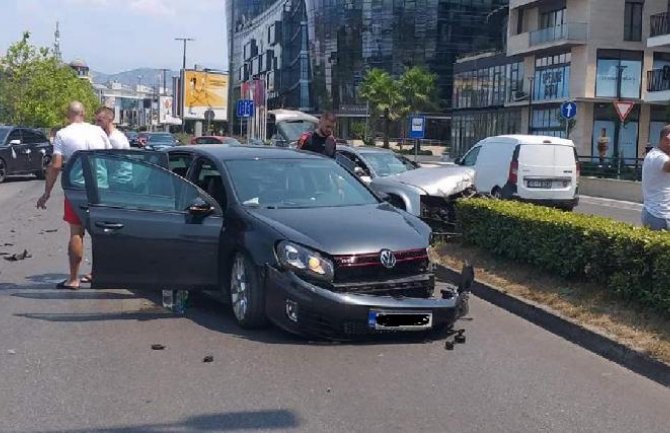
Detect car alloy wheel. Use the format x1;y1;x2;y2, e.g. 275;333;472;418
0;159;6;183
230;255;249;322
228;253;268;329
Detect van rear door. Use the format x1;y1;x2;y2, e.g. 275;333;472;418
516;144;577;199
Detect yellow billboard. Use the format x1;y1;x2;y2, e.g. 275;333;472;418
183;70;228;121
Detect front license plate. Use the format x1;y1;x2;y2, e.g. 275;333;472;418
368;309;433;331
527;180;552;189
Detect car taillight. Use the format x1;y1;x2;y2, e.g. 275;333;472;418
508;160;518;185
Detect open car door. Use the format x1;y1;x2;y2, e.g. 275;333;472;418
61;150;223;291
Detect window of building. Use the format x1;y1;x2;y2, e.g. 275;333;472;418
534;52;571;101
596;50;643;98
591;103;640;159
649;105;668;147
624;1;644;42
540;8;566;30
516;9;525;34
531;106;566;138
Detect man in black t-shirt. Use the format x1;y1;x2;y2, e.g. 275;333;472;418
297;112;337;158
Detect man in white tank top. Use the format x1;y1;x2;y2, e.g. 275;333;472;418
36;101;111;290
642;124;670;230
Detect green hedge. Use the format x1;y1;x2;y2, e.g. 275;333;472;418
455;198;670;315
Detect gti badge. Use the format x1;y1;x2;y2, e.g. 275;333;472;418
379;249;397;269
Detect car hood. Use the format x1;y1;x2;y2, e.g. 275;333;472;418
372;166;474;197
248;203;430;255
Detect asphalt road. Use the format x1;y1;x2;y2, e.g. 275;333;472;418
575;195;642;225
1;176;669;433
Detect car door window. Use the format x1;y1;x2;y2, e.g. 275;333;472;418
193;158;227;209
461;146;481;167
169;153;194;177
7;129;22;144
89;154;200;212
22;130;45;144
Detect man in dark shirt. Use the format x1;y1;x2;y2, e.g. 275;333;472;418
297;112;337;158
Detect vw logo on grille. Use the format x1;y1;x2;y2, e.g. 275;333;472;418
379;249;397;269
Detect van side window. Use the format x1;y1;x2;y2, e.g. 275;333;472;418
461;146;481;167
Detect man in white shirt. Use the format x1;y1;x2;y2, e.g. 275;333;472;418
641;124;670;230
94;106;129;149
36;101;111;290
95;106;133;192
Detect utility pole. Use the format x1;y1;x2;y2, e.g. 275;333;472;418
175;37;194;133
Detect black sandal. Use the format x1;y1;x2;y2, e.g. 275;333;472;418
56;281;80;290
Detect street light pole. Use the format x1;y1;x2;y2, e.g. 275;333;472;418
527;76;535;134
613;64;628;162
175;37;194;133
175;37;194;71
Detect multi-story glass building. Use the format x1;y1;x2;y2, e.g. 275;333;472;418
226;0;509;139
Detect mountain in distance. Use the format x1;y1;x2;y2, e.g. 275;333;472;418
90;68;180;87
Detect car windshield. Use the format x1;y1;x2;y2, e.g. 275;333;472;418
277;120;316;143
362;151;416;177
0;127;10;144
147;133;176;145
225;158;379;209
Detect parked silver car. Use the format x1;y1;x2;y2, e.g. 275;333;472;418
335;146;475;233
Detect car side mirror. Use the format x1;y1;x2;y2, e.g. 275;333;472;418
188;197;214;217
9;139;21;146
454;157;463;165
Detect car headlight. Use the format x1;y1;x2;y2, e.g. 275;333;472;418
276;241;334;282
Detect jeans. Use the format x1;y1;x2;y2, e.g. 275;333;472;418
642;208;669;231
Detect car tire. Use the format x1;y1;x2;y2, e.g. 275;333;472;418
0;158;6;183
491;187;502;199
35;155;50;180
229;252;268;329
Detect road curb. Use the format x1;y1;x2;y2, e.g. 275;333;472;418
436;265;670;388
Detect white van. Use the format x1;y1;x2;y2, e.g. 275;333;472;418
456;135;579;210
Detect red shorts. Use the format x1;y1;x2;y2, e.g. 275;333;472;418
63;198;81;225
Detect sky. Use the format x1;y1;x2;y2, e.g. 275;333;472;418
0;0;229;74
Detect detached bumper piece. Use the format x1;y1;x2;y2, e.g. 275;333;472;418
264;266;469;340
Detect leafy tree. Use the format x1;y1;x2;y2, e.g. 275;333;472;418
0;32;99;128
360;69;403;148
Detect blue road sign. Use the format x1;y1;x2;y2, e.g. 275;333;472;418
560;101;577;120
409;116;426;139
236;100;255;118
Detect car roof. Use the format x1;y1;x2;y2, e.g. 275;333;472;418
171;144;325;160
338;145;394;155
268;109;319;124
480;134;575;146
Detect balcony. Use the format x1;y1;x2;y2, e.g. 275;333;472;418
508;23;587;56
648;12;670;48
645;68;670;102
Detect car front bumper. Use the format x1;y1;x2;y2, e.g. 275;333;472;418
263;265;468;339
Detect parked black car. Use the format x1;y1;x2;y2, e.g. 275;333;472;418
0;126;52;183
61;146;470;338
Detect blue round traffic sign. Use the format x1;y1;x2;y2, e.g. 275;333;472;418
560;102;577;120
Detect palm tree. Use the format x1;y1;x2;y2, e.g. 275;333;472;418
360;69;403;148
399;66;437;116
